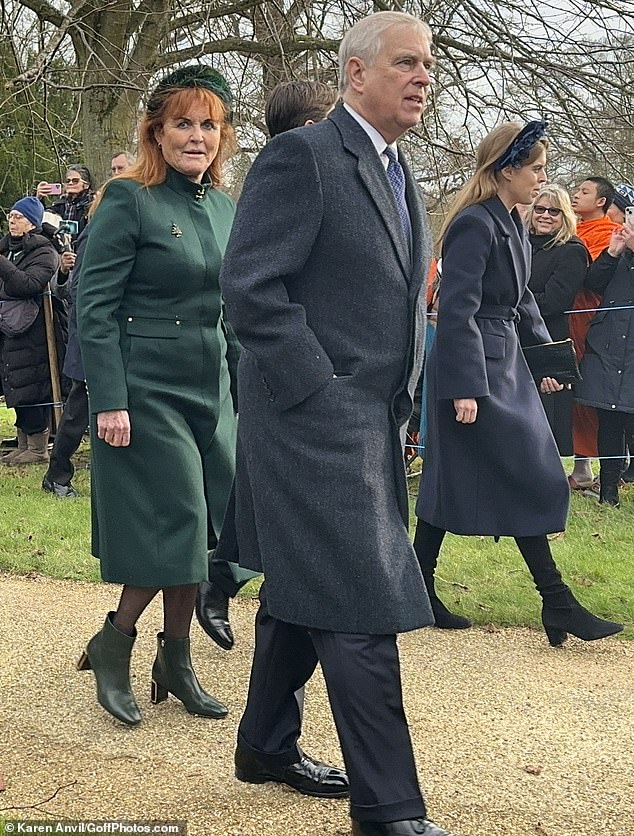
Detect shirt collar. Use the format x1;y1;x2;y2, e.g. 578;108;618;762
343;103;398;166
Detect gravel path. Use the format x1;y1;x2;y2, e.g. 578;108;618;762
1;573;633;836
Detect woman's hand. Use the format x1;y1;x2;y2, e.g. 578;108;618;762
621;220;634;253
540;377;564;394
97;410;131;447
453;398;478;423
60;251;76;274
36;181;53;199
607;228;627;258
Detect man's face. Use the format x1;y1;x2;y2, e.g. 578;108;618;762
349;24;434;144
111;153;131;175
572;180;604;218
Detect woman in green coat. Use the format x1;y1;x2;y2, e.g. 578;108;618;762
76;66;238;726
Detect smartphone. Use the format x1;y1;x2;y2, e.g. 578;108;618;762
47;183;63;195
60;220;79;236
625;205;634;223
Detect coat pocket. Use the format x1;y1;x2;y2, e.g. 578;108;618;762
125;318;181;338
482;333;506;359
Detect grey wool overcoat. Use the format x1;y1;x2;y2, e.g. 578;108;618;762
220;104;434;634
416;196;570;536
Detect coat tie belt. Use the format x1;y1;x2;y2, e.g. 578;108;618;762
474;304;519;322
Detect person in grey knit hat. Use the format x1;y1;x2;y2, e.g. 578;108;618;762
607;182;634;224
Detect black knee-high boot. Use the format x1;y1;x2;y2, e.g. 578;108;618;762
413;520;472;629
514;536;623;646
599;463;621;507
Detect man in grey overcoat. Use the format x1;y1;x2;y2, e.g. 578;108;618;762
220;12;452;836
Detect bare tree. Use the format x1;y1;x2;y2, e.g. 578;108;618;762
1;0;633;193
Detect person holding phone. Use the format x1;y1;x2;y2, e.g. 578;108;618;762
36;165;95;237
574;219;634;506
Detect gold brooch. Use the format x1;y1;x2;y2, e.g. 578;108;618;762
171;223;183;238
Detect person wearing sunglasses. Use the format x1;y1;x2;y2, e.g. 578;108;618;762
36;165;95;237
527;185;590;456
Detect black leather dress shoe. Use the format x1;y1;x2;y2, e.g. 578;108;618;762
195;581;234;650
235;745;349;798
351;819;453;836
42;477;80;498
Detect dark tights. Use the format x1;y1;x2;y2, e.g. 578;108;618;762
113;584;198;639
414;520;567;600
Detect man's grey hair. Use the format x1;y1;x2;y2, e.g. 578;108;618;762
338;11;432;94
111;151;136;164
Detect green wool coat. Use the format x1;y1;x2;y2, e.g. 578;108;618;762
77;168;238;587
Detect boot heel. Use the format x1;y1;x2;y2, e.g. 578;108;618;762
544;625;567;647
151;679;169;704
77;650;92;671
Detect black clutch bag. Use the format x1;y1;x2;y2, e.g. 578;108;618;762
522;338;582;384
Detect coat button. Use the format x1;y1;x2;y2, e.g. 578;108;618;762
611;404;616;409
128;316;133;322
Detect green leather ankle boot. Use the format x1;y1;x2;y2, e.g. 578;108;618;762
150;632;228;718
77;612;141;726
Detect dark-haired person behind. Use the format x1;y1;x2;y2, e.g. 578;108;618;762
413;121;623;645
76;65;238;727
196;78;339;651
568;175;619;489
527;184;589;455
574;220;634;507
37;165;95;236
0;197;66;466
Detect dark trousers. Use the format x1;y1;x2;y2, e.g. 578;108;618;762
238;585;425;824
44;379;88;485
15;405;49;435
597;408;634;475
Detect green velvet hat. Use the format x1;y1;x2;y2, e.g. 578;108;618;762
148;64;233;116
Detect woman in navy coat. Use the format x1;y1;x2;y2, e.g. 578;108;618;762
415;122;623;645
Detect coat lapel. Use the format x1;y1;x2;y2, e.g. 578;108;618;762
402;153;429;292
481;196;529;305
329;105;410;279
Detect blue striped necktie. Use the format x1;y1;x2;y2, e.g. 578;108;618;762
384;145;411;247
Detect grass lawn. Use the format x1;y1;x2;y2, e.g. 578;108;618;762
1;406;632;637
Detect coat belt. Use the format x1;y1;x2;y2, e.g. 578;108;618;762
474;304;519;322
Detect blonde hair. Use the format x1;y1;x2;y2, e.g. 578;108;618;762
528;184;578;248
438;123;548;247
338;11;432;94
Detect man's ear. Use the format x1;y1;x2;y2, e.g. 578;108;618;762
346;57;366;93
597;195;606;208
303;119;315;126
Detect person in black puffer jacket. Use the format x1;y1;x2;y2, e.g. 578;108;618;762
0;196;67;465
574;219;634;507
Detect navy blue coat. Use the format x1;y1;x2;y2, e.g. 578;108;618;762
220;104;433;634
575;249;634;413
417;196;570;536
